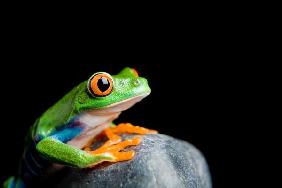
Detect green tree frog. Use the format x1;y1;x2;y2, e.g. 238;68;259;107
4;67;156;188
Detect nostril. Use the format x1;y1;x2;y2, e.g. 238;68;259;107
133;79;141;86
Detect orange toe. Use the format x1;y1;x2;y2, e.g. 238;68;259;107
111;150;135;162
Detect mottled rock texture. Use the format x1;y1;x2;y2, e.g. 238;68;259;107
43;134;212;188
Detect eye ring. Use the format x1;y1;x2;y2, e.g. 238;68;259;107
87;72;113;97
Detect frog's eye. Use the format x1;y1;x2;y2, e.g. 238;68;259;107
87;72;113;97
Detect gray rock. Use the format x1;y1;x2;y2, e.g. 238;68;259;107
47;134;212;188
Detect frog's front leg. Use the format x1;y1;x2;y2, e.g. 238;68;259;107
36;127;116;168
88;137;142;163
84;123;157;163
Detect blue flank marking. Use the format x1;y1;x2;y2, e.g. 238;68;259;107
6;177;25;188
18;118;84;185
49;117;84;142
50;127;83;142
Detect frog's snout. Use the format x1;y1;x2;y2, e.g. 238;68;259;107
131;77;151;95
132;77;148;88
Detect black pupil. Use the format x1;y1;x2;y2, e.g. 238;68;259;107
97;77;110;92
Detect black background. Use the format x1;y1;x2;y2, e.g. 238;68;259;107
0;61;256;188
0;12;270;188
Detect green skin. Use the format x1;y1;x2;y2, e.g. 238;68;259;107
4;67;152;187
34;67;151;168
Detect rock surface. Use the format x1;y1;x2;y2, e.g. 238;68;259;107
45;134;212;188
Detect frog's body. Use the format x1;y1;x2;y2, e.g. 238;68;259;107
4;67;156;188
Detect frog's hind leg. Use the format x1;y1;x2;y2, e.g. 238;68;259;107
3;176;24;188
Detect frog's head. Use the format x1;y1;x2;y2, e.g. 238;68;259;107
73;67;151;115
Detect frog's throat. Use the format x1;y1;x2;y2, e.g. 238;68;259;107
78;93;149;128
67;93;149;149
89;92;150;115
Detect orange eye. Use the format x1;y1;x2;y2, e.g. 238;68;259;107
87;72;113;97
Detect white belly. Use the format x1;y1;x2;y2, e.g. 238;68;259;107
67;123;110;149
66;94;147;149
66;111;120;149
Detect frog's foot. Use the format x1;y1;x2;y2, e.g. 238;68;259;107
111;123;158;135
84;123;156;151
88;136;141;162
84;123;157;162
83;127;122;151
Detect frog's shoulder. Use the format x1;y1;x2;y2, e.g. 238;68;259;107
33;83;84;138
